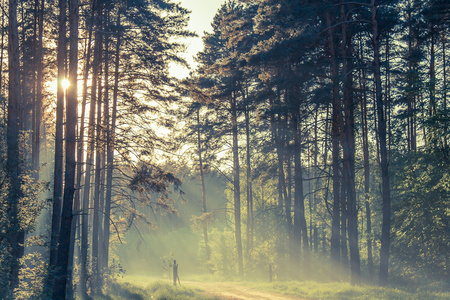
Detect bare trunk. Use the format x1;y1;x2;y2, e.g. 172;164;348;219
372;0;392;286
231;90;243;277
245;102;253;262
340;4;360;282
48;0;66;287
32;0;44;179
293;110;308;278
92;25;104;292
430;25;436;117
103;11;121;278
340;181;348;270
313;110;319;253
6;0;22;292
197;108;211;261
361;58;374;277
98;12;110;280
407;8;417;152
80;5;101;295
52;0;78;297
71;10;93;297
443;32;447;148
326;9;341;265
0;0;4;98
443;32;448;148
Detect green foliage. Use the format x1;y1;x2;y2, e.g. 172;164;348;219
0;127;47;298
391;149;450;283
160;250;174;279
191;212;215;231
207;228;237;278
15;252;47;300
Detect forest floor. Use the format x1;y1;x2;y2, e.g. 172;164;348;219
183;280;309;300
113;275;450;300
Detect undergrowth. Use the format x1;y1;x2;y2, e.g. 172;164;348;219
97;278;218;300
247;280;450;300
96;275;449;300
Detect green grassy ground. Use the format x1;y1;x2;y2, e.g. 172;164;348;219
97;275;449;300
96;276;218;300
245;280;450;300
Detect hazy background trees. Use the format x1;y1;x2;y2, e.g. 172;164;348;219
0;0;448;298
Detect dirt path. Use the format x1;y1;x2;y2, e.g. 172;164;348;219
184;281;310;300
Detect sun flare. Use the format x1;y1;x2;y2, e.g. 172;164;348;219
61;78;70;90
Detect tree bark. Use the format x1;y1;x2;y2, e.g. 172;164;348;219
0;0;5;98
443;32;447;148
340;2;360;282
102;10;121;278
429;24;436;117
197;107;211;261
80;4;101;295
231;90;243;277
6;0;22;292
92;17;104;292
98;10;110;278
326;9;341;265
48;0;66;287
245;100;253;263
70;9;93;297
371;0;392;287
360;56;374;277
293;110;308;278
32;0;44;179
52;0;78;297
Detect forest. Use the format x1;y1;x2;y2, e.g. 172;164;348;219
0;0;448;299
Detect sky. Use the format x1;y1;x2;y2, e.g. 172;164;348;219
169;0;226;79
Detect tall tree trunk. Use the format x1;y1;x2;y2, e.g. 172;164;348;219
293;110;309;278
340;3;360;282
276;120;285;212
69;10;93;296
102;10;121;278
231;90;243;277
407;7;417;152
361;56;374;277
443;31;447;148
245;101;253;263
372;0;392;287
48;0;66;288
429;25;436;118
385;35;392;152
313;110;319;253
6;0;22;292
80;4;101;295
99;10;110;278
32;0;44;179
326;9;341;265
340;181;348;270
197;108;211;261
278;108;293;267
92;20;104;292
52;0;78;297
0;0;5;99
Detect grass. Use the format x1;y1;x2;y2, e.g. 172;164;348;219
245;280;450;300
96;276;218;300
96;275;450;300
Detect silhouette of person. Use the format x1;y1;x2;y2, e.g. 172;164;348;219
173;260;181;286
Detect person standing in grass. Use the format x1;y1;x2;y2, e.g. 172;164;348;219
173;260;181;286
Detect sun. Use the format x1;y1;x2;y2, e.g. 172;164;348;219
61;78;70;90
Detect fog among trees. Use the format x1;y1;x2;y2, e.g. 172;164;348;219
0;0;448;299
